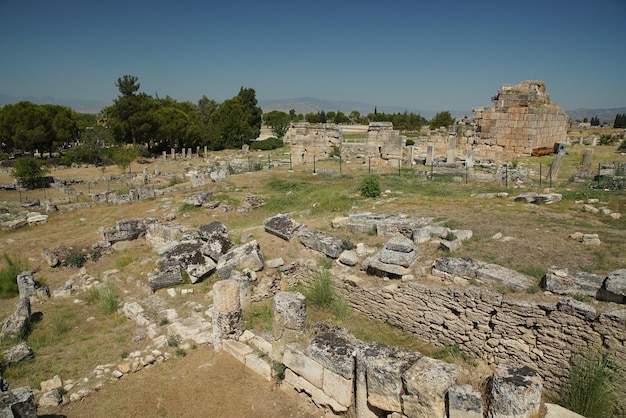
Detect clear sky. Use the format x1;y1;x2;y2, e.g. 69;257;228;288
1;0;625;112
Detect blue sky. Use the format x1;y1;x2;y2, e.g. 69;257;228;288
1;0;625;113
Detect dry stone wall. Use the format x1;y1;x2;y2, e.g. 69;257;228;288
293;264;626;398
286;122;342;164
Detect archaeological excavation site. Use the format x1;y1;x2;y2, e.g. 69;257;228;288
0;80;624;418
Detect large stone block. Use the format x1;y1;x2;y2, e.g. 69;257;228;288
540;266;604;298
198;221;233;262
263;213;306;241
448;384;483;418
216;240;264;280
283;344;324;388
597;269;626;304
299;230;345;259
402;356;458;418
487;364;542;418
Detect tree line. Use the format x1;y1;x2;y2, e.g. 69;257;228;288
1;74;459;158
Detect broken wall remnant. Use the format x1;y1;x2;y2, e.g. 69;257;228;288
364;122;408;165
286;122;342;164
467;80;568;158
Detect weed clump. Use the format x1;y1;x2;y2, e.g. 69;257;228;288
561;350;618;418
0;253;26;299
360;175;381;198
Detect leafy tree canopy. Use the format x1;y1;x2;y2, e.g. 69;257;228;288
263;110;290;138
429;111;455;129
11;156;49;189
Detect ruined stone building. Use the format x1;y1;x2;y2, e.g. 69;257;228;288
412;80;569;162
287;121;408;166
285;122;342;164
466;80;568;158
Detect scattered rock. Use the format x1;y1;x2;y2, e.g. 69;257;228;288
300;230;346;259
263;214;306;241
0;386;37;417
2;343;34;365
597;269;626;304
540;266;605;298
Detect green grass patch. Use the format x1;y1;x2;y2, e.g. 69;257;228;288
178;203;202;213
85;285;120;316
560;350;619;418
244;298;273;331
114;254;134;271
0;253;27;299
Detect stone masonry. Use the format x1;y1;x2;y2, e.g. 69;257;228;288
286;122;342;164
467;80;568;158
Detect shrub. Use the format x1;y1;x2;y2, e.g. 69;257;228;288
250;137;284;150
11;157;49;189
561;350;617;418
0;253;26;299
85;285;119;315
329;146;341;158
307;270;334;309
64;252;86;268
598;134;617;146
360;175;381;198
405;138;415;146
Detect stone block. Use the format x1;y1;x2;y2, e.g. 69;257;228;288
283;369;347;413
487;365;542;418
597;269;626;304
216;240;264;280
448;384;483;418
283;344;324;388
402;356;458;418
540;266;604;298
245;353;272;381
323;368;353;408
299;230;345;259
3;342;34;365
222;339;253;363
263;214;306;241
212;280;241;312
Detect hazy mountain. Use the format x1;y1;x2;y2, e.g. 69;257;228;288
565;107;626;125
0;94;110;114
2;93;623;126
258;97;463;120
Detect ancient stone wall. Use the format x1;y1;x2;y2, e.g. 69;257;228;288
364;122;408;165
467;80;568;159
294;266;626;397
286;123;342;164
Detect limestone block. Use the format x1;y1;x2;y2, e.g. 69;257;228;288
299;229;345;259
357;342;420;413
283;369;347;413
40;374;63;392
38;389;63;407
323;368;353;407
487;365;542;418
212;280;241;312
0;387;37;417
540;266;604;298
148;265;183;292
263;213;306;241
448;384;483;418
245;352;272;381
222;339;253;363
1;298;31;338
597;269;626;304
476;263;534;291
433;257;480;279
216;240;264;280
412;227;431;244
306;325;357;379
3;342;34;365
16;272;36;300
165;240;217;284
283;344;324;388
556;297;596;320
402;356;458;418
544;403;585;418
273;292;306;340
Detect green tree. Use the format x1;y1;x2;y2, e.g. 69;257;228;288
288;109;297;121
116;75;140;97
106;146;139;173
11;156;49;189
429;111;455;129
590;116;600;126
349;110;361;124
613;113;626;129
263;110;290;138
207;88;262;150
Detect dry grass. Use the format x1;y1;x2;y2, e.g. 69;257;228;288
0;137;624;416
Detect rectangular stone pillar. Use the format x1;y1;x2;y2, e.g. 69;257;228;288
581;148;593;166
426;144;435;166
548;152;565;180
465;150;474;169
171;148;175;160
187;148;192;159
447;136;456;164
162;151;167;160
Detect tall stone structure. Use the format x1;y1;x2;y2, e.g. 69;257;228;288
468;80;568;158
364;122;407;165
286;123;342;164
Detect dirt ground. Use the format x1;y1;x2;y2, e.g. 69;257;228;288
43;348;319;418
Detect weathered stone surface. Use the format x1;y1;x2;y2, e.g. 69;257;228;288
383;236;415;253
2;343;34;365
39;374;63;392
283;344;324;388
283;368;347;413
306;325;357;380
556;297;596;320
597;269;626;304
209;168;229;182
263;214;306;241
216;240;264;280
183;191;212;206
338;250;359;266
1;298;31;338
16;272;36;300
361;256;412;278
0;387;37;418
198;221;233;262
213;280;241;312
273;292;306;343
122;302;150;326
433;257;481;279
163;241;216;283
148;265;184;292
38;389;63;407
540;266;605;298
378;246;418;268
487;365;542;418
299;230;345;259
440;238;462;252
448;384;483;418
41;247;60;267
402;356;458;418
476;263;534;291
357;342;420;413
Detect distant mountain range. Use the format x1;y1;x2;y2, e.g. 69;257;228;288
1;93;624;124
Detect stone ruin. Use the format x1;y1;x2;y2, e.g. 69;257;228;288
286;122;342;164
4;203;623;416
287;121;409;166
467;80;568;158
